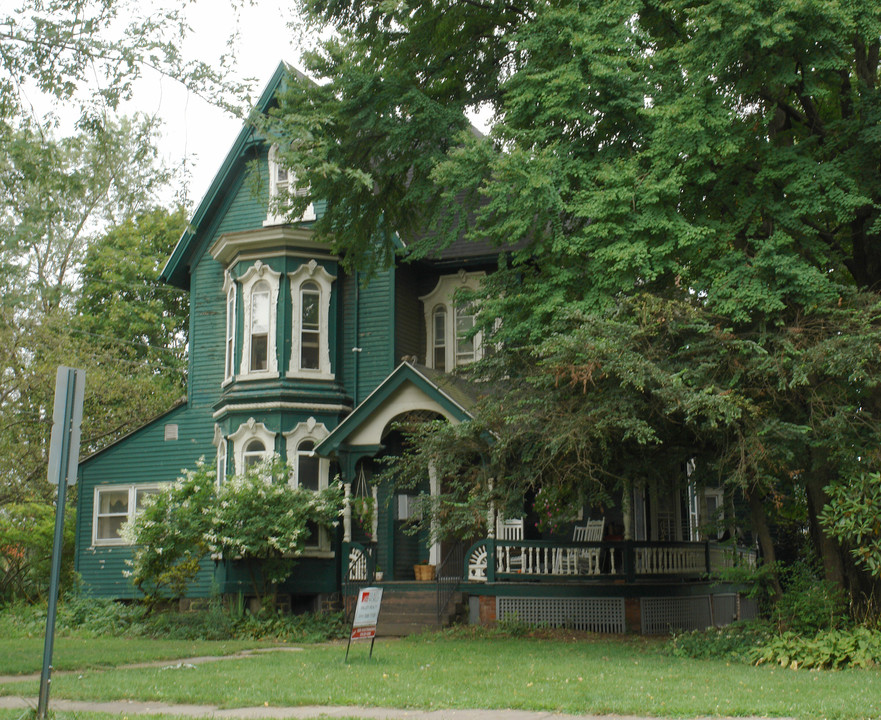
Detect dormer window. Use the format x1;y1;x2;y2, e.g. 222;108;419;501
288;260;335;380
238;261;281;380
265;144;316;226
420;271;485;371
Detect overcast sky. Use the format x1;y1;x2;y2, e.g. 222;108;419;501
132;0;307;207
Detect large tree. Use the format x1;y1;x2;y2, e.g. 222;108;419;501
274;0;881;602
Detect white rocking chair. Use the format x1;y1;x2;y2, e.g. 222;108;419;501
495;516;524;573
558;518;605;575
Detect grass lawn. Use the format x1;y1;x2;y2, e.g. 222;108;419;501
0;637;272;676
1;631;879;719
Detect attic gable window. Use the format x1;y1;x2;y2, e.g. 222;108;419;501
238;261;280;381
419;270;485;371
265;143;316;226
288;260;335;380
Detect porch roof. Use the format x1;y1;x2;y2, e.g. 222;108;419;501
316;362;477;455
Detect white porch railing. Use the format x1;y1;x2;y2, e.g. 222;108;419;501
466;540;756;583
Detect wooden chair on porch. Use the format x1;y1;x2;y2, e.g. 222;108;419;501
557;518;605;575
496;516;524;573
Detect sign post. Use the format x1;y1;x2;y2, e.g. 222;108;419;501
346;586;383;661
37;367;85;720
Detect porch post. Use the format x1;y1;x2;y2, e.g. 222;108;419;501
428;461;440;566
343;482;352;543
622;478;632;541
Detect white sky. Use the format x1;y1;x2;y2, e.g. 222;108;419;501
129;0;308;208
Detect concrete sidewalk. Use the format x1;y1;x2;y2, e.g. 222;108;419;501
0;696;783;720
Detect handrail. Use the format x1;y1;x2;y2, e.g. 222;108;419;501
436;541;465;623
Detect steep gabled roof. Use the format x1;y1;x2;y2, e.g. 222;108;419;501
160;62;294;289
316;362;478;455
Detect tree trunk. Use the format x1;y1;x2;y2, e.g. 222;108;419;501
745;486;783;601
803;471;847;589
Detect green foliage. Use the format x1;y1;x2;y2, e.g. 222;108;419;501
821;473;881;578
123;461;217;599
0;502;75;604
126;457;344;601
669;621;775;663
751;627;881;670
773;560;849;634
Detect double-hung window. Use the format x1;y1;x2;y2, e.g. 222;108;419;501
93;484;162;546
223;274;236;383
238;261;280;380
288;261;335;379
265;144;315;225
420;271;485;371
285;418;331;552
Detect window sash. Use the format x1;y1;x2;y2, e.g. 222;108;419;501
93;485;163;545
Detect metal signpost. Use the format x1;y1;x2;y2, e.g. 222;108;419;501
37;367;86;720
345;586;383;661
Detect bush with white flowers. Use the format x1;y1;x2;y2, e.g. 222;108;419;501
124;456;343;603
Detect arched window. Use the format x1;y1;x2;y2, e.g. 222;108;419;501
223;273;236;383
419;271;485;370
285;418;331;552
243;439;267;470
249;280;271;372
229;418;276;475
454;302;476;366
300;282;321;370
238;261;280;379
432;305;447;372
288;261;335;379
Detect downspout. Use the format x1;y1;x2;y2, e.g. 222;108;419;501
352;270;361;405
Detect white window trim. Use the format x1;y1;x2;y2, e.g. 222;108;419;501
229;417;276;475
238;261;281;380
419;270;485;371
92;483;164;547
264;143;316;226
223;272;237;385
284;417;332;553
287;260;335;380
213;424;228;487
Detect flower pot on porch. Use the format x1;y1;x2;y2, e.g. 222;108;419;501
414;563;436;581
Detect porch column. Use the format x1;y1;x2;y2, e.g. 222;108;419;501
622;478;632;541
428;461;440;566
343;482;352;542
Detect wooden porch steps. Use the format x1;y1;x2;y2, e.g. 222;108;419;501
374;588;464;637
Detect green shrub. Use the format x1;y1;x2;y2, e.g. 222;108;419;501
750;627;881;669
773;559;849;633
669;621;774;662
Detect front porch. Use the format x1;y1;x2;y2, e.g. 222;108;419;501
343;538;758;635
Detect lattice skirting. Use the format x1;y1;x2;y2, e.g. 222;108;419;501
641;596;717;634
497;596;625;633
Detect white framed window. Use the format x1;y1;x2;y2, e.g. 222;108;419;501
229;418;276;475
284;417;331;552
419;270;485;371
265;143;316;226
92;484;163;546
223;272;237;383
213;424;228;486
238;261;281;380
288;260;335;379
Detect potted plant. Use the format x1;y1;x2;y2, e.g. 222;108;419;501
374;565;384;582
351;495;375;538
413;560;436;581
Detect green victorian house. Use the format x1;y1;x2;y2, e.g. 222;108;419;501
76;64;757;634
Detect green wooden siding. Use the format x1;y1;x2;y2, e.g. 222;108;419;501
394;264;424;364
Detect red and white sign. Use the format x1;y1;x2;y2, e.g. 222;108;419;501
351;586;383;641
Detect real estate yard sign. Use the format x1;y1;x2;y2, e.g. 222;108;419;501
346;586;383;660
